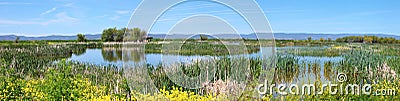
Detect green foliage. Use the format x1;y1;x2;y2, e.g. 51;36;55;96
114;28;125;42
14;36;20;43
77;34;87;42
277;47;346;57
101;27;117;42
336;35;399;44
327;38;332;42
0;59;127;100
2;41;400;100
125;27;147;42
200;34;208;41
145;42;260;55
101;27;147;42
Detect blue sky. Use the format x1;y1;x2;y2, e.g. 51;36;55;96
0;0;399;36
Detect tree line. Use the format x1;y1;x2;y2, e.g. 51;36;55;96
101;27;147;42
335;36;399;44
74;27;148;42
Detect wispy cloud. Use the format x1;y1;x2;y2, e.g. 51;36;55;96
154;8;311;23
304;10;392;24
41;7;57;16
48;12;79;24
63;3;74;7
0;19;40;25
168;4;219;11
115;10;130;15
0;2;32;5
40;2;75;16
110;15;121;21
0;12;79;25
109;10;131;21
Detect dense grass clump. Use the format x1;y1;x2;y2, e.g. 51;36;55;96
1;43;400;100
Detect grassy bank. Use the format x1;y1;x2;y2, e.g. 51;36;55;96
1;41;400;100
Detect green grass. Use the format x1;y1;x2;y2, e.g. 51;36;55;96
1;41;400;100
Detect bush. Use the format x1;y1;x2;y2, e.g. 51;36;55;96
77;34;87;42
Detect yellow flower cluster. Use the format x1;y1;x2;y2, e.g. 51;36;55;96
2;75;398;100
371;79;400;100
133;87;228;101
0;77;126;100
22;79;47;100
70;78;107;100
260;80;400;100
90;95;128;101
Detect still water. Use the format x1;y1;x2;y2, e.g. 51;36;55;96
68;47;343;83
69;47;341;66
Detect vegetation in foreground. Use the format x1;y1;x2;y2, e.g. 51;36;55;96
1;33;400;100
0;42;400;100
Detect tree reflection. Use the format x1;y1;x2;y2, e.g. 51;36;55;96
323;61;334;81
72;47;87;56
101;46;145;63
273;56;300;83
102;48;122;62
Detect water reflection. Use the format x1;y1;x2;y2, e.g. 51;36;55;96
102;48;123;62
101;47;145;63
72;47;87;56
69;46;344;83
273;56;343;84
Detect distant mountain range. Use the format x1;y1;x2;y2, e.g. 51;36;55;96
0;33;399;41
0;34;101;41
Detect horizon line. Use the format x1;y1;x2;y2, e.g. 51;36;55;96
0;32;399;37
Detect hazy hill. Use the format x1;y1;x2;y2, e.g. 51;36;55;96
0;33;399;41
147;33;400;40
0;34;101;41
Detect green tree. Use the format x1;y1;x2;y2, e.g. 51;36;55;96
320;38;324;42
327;38;332;42
77;34;87;42
125;28;147;42
307;36;312;42
335;35;399;44
114;28;126;42
101;27;117;42
200;34;208;41
14;36;20;43
140;30;147;42
146;36;153;42
364;36;373;43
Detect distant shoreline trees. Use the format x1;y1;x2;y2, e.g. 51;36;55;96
200;34;208;41
335;36;398;44
77;34;87;42
14;36;20;43
101;27;147;42
307;37;312;42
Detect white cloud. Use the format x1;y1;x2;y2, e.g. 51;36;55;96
109;10;131;21
0;12;79;25
0;2;32;5
40;2;75;16
41;7;57;16
63;3;74;7
0;19;41;25
168;4;219;11
110;15;121;21
47;12;79;24
115;10;130;15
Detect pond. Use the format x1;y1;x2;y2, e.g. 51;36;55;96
69;47;342;65
68;46;344;83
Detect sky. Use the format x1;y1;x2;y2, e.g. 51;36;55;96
0;0;399;36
